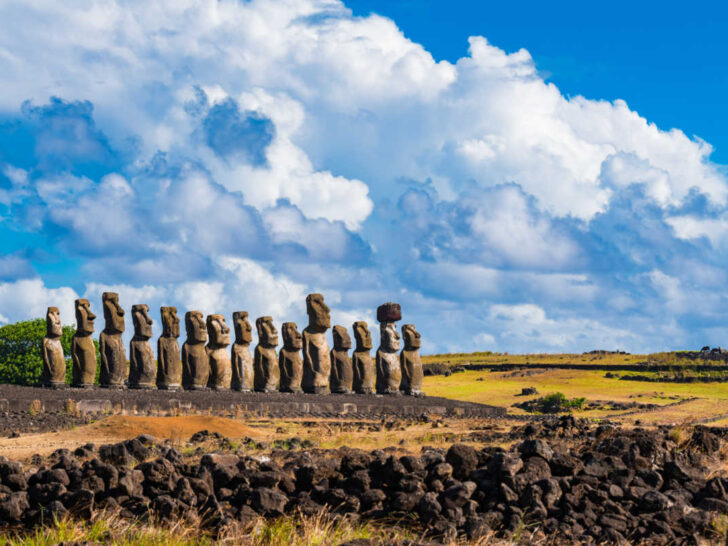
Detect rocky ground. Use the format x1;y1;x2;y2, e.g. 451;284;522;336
2;418;728;544
0;411;92;437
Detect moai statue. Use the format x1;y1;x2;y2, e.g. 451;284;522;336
302;293;331;394
400;324;424;396
157;306;182;390
330;325;353;394
182;311;209;390
254;316;279;392
99;292;127;389
42;307;66;388
128;304;155;389
231;311;254;392
352;321;375;394
376;302;402;395
72;298;96;388
207;314;232;390
279;322;303;393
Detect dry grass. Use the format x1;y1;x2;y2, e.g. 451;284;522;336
1;508;496;546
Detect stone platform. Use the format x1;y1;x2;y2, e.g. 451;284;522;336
0;384;505;419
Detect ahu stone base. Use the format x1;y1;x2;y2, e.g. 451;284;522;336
0;384;505;419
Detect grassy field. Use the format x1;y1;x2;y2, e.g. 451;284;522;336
422;351;644;366
422;362;728;424
422;350;722;368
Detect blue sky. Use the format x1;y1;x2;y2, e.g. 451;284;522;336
0;0;727;354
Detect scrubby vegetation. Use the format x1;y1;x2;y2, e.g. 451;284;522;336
514;392;586;414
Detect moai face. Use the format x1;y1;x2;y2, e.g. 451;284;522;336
161;306;180;338
185;311;207;343
306;293;331;331
353;321;372;351
282;322;303;350
402;324;421;350
102;292;125;334
233;311;253;344
333;325;352;351
132;304;153;339
381;322;401;352
75;298;96;336
46;307;62;338
256;316;278;347
206;314;231;346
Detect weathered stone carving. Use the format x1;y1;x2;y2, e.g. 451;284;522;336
376;302;402;395
72;298;96;388
157;306;182;390
99;292;127;389
400;324;424;396
254;316;279;392
42;306;66;388
206;314;232;390
279;322;303;393
352;321;375;394
302;293;331;394
129;304;155;389
182;310;209;390
330;325;353;394
231;311;254;392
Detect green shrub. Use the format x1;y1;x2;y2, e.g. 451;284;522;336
540;392;586;413
0;318;76;385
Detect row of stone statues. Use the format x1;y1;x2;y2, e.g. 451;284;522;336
41;294;424;396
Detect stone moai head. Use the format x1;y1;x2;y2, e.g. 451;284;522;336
256;316;278;348
75;298;96;336
353;321;372;351
233;311;253;344
46;307;62;338
377;302;402;353
306;293;331;332
332;325;352;351
381;322;401;352
402;324;421;350
132;304;153;339
282;322;303;350
185;311;207;344
161;306;180;338
206;314;230;346
102;292;125;334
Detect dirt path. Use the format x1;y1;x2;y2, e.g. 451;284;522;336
0;415;263;459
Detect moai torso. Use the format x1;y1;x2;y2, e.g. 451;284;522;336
206;314;232;390
42;307;66;388
129;304;155;389
99;292;127;388
400;324;424;396
279;322;303;393
182;311;209;390
254;316;279;392
302;293;331;394
352;321;375;394
375;303;402;395
72;298;96;388
157;306;181;390
330;325;353;394
231;311;254;392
